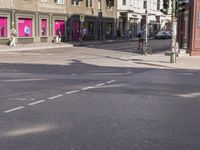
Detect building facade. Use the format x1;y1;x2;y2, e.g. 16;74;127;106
116;0;171;38
0;0;116;44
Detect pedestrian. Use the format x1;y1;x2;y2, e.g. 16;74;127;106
56;28;61;43
80;27;87;46
10;25;17;47
137;29;146;51
126;29;132;40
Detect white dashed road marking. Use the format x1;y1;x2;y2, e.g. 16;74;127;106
3;80;117;113
66;90;80;94
95;83;106;87
28;100;46;106
106;80;116;84
4;106;25;113
48;95;63;100
81;87;94;91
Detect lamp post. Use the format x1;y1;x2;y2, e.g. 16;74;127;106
170;0;177;63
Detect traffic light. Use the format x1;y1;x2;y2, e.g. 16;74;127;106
176;0;190;13
160;0;169;15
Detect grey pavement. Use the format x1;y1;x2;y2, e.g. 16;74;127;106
0;40;199;70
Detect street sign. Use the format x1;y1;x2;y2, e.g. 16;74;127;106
80;15;85;23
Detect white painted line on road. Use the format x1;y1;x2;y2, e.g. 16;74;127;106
95;83;106;87
28;100;46;106
3;79;46;82
48;94;63;100
66;90;80;94
106;80;116;84
4;106;25;113
81;87;94;91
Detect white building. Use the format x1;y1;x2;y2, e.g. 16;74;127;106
116;0;172;37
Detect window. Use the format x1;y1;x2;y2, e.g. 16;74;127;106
54;0;64;4
41;19;47;36
157;0;160;10
86;22;94;36
18;18;33;37
54;20;65;36
106;23;112;36
41;0;48;2
86;0;93;8
123;0;126;5
143;0;147;9
0;17;7;37
106;0;114;10
71;0;80;6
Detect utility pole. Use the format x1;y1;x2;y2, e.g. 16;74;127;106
145;0;148;44
99;0;103;40
171;0;177;63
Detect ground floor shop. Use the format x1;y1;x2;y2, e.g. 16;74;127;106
0;10;69;44
69;15;114;41
0;10;115;44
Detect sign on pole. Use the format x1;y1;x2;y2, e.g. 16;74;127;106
80;15;85;23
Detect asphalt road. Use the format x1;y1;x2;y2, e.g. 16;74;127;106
0;40;200;150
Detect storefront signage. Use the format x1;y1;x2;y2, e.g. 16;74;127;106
80;15;85;23
0;17;7;37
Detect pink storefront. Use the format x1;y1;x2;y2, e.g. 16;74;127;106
54;20;65;36
18;18;32;37
0;17;7;37
41;19;47;36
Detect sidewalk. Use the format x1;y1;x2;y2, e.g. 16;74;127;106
0;38;138;53
0;42;74;52
128;54;200;70
0;39;199;70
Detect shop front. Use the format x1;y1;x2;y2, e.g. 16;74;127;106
0;13;10;45
16;15;35;44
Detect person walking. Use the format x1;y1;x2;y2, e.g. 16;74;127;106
80;27;87;46
10;25;17;47
137;29;146;51
56;28;62;43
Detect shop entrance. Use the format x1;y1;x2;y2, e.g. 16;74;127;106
72;21;80;41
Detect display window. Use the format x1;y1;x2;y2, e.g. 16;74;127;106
41;19;47;36
106;23;112;36
18;18;32;37
0;17;7;37
54;20;65;36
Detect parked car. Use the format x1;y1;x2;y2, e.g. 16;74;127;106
155;31;171;39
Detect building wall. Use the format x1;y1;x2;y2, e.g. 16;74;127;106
0;0;116;44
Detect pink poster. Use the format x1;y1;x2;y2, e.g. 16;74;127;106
18;18;32;37
41;19;47;36
54;20;65;36
0;17;7;37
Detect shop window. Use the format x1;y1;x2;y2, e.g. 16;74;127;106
18;18;32;37
106;23;112;36
0;17;7;37
54;20;65;36
86;22;94;36
41;19;47;36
